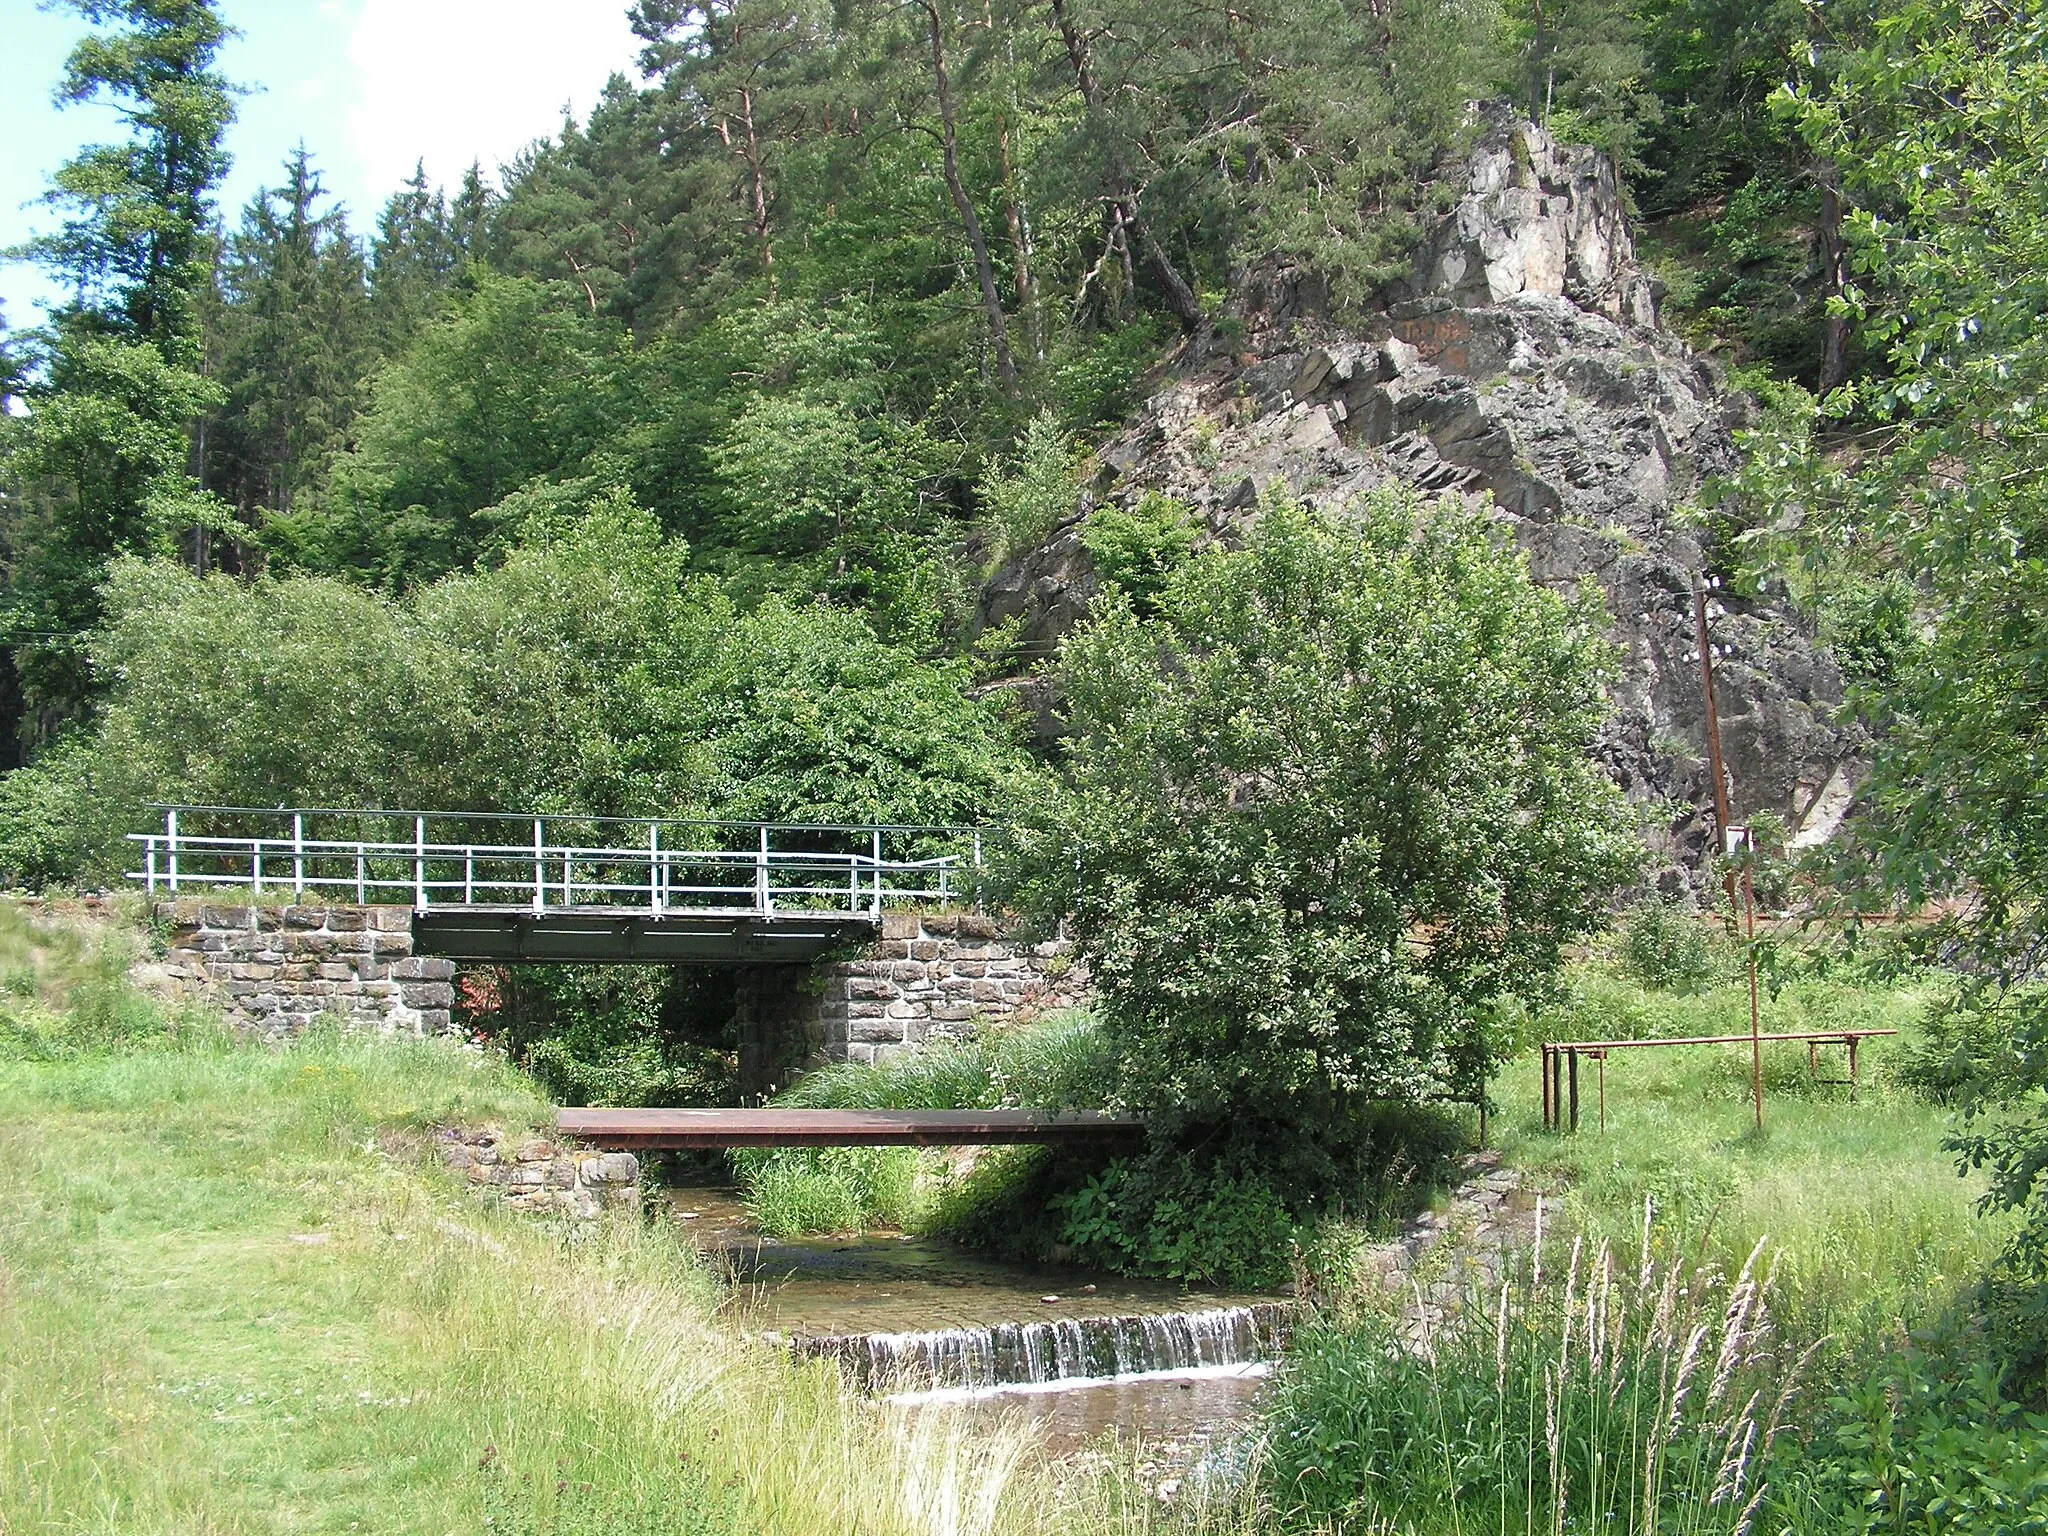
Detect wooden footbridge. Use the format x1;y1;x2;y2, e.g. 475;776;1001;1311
129;805;981;964
557;1106;1145;1148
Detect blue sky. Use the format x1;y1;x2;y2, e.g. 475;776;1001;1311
2;0;644;334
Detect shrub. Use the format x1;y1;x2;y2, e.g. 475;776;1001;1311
1780;1348;2048;1530
1616;898;1718;992
1015;490;1638;1141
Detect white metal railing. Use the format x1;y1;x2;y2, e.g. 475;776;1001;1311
126;806;982;918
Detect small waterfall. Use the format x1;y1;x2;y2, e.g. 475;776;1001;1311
789;1302;1294;1393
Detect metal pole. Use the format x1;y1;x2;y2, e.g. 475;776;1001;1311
1568;1048;1581;1134
415;815;428;908
757;825;771;914
464;845;474;905
871;828;883;916
533;819;545;914
1848;1035;1861;1102
253;843;263;896
1693;579;1742;927
563;847;572;908
973;830;984;915
649;822;661;913
356;844;365;903
293;812;305;900
167;808;180;894
1742;842;1763;1133
1598;1052;1607;1134
145;837;158;894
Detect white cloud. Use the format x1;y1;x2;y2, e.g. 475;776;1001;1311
344;0;642;204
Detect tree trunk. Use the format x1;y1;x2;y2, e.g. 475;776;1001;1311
1046;0;1204;333
1815;160;1850;395
917;0;1016;391
997;113;1042;362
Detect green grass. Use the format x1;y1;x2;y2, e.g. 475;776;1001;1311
0;903;1187;1536
1491;952;2007;1340
735;1015;1114;1238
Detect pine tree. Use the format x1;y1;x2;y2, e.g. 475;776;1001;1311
204;148;373;536
369;162;461;350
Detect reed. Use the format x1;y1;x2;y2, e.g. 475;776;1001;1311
1262;1201;1813;1536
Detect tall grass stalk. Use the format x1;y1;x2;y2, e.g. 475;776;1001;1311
1263;1209;1811;1535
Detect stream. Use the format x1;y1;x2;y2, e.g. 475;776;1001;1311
672;1187;1290;1460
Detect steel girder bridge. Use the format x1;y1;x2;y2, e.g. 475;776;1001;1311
128;805;981;964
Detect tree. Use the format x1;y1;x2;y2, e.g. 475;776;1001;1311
1014;490;1636;1136
18;0;237;355
1744;0;2048;1369
368;162;464;350
0;0;235;744
204;149;373;536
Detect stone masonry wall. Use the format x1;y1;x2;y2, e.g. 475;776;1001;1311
816;911;1092;1067
149;900;457;1037
439;1127;640;1221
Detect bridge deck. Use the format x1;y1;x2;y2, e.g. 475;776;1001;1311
556;1106;1146;1148
412;905;879;963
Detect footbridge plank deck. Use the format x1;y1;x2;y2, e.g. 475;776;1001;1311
556;1107;1146;1149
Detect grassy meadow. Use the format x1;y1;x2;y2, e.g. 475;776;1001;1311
0;903;1191;1536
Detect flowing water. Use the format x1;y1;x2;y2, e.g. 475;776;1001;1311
672;1186;1291;1457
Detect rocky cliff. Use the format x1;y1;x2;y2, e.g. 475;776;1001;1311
979;111;1861;885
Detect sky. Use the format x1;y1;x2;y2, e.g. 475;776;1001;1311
1;0;645;333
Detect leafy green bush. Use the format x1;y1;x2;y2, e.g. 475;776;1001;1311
1077;492;1198;612
1054;1155;1299;1287
1017;491;1637;1138
1616;898;1717;992
1780;1350;2048;1531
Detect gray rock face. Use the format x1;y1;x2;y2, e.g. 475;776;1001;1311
978;112;1861;880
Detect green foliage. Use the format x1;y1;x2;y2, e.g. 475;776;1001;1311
1742;0;2048;1367
203;149;375;527
1054;1155;1300;1287
1077;492;1199;613
978;411;1079;563
0;491;1027;886
17;0;236;354
738;1146;921;1239
1783;1349;2048;1531
1616;898;1717;992
731;1016;1117;1239
1015;489;1637;1135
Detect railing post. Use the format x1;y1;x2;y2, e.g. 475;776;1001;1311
973;830;984;915
252;841;264;896
355;843;365;904
563;847;573;908
463;845;475;905
533;818;545;914
167;808;180;894
292;812;305;901
415;815;427;908
756;825;772;914
871;828;882;917
649;822;662;914
144;836;158;894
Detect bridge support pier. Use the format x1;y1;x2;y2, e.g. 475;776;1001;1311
732;966;824;1104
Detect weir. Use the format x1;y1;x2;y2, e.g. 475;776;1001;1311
790;1303;1293;1394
